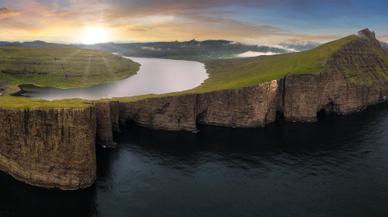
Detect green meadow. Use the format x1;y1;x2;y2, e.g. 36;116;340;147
1;34;387;108
0;46;140;89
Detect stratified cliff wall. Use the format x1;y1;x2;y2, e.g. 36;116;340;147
197;80;280;128
0;107;96;190
283;35;388;121
116;80;280;131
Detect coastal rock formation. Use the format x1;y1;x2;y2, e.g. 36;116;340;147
119;95;199;131
197;80;280;128
115;80;280;131
115;29;387;130
0;29;387;190
95;101;120;148
0;107;96;190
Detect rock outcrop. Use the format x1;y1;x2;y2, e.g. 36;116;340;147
0;107;96;190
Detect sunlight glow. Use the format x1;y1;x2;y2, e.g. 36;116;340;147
79;26;111;45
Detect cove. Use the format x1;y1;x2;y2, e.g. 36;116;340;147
16;57;208;100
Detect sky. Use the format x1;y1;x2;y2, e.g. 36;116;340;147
0;0;387;44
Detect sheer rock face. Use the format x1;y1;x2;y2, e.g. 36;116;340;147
95;101;120;148
0;107;96;190
115;80;280;131
196;80;280;128
119;94;199;131
283;36;388;121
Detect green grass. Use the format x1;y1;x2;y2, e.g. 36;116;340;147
186;35;359;93
0;96;89;109
0;46;140;90
337;40;388;86
1;34;387;108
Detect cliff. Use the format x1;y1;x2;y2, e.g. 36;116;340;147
0;29;387;190
106;29;387;132
0;107;96;190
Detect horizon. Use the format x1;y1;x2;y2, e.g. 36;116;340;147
0;31;386;46
1;0;388;44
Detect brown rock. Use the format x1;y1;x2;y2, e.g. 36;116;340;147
0;107;96;190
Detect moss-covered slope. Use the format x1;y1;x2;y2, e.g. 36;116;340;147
0;46;140;90
188;32;387;93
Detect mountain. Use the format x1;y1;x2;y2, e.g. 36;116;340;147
198;28;387;92
0;39;322;61
0;40;66;47
278;41;321;52
80;40;293;61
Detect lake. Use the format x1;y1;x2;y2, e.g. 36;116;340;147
17;57;208;100
0;102;387;217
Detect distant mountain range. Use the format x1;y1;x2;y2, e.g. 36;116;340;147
0;40;66;47
79;40;281;60
0;39;322;61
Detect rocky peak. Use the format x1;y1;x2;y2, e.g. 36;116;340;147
356;28;381;47
357;28;377;40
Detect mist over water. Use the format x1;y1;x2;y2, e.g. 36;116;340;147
18;57;208;100
0;103;387;217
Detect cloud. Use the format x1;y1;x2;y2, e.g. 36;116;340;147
0;0;386;43
237;51;279;58
0;8;19;19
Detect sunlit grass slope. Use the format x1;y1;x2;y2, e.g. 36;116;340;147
188;35;359;93
0;46;140;89
0;96;89;109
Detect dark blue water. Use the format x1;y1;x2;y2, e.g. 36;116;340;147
0;103;387;217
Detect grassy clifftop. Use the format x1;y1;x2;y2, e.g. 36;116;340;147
0;96;89;109
188;35;360;93
0;46;140;90
1;31;387;108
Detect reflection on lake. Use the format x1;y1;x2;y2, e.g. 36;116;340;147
18;57;208;100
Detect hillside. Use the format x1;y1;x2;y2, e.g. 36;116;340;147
0;46;140;93
186;30;388;93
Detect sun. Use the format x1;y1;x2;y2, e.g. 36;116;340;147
79;26;111;45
